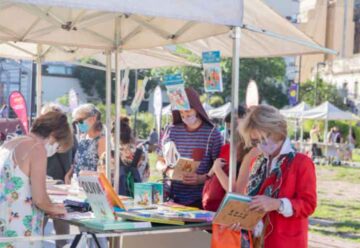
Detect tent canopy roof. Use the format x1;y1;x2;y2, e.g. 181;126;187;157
280;102;312;119
302;101;359;121
0;0;334;57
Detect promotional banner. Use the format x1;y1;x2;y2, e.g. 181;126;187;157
202;51;223;93
121;68;130;101
288;83;299;106
153;86;163;136
245;80;259;107
9;91;29;134
164;74;190;110
131;77;149;112
68;88;78;111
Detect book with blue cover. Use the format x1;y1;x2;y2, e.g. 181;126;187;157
81;219;151;231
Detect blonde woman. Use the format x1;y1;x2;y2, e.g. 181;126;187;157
65;104;105;182
233;105;317;248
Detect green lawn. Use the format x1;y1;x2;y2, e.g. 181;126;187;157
311;166;360;243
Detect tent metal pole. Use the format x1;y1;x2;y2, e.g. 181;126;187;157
114;17;122;193
229;26;241;193
324;119;328;158
114;51;121;193
36;44;42;117
105;51;112;180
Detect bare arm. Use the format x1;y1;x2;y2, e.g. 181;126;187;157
235;147;261;194
210;158;232;192
97;136;106;158
29;145;66;216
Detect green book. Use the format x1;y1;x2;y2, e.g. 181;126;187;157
80;219;151;231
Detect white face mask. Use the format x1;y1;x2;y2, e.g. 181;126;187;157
257;138;280;156
182;114;198;127
45;142;59;157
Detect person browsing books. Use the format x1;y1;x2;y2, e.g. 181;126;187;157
65;104;105;180
0;111;73;248
231;105;317;248
202;106;261;212
157;88;222;208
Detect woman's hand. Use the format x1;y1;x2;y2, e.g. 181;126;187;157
212;158;226;174
226;223;242;232
47;203;67;217
182;173;207;185
249;195;281;213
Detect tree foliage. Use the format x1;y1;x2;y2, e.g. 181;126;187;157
299;79;348;109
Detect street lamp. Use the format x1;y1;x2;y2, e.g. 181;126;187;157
314;62;326;105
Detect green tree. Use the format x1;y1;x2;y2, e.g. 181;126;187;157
299;79;348;109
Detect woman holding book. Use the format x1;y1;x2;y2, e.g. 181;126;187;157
202;106;260;212
0;111;73;247
233;105;317;248
157;88;222;208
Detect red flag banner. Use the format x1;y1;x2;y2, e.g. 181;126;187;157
9;91;29;134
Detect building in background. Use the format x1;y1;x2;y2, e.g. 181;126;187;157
298;0;360;112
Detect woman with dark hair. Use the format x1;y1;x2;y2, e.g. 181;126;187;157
65;104;105;178
111;120;149;196
157;88;223;208
0;111;73;247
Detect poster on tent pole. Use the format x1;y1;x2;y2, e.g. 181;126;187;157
202;51;223;93
288;83;299;106
153;86;163;137
121;68;130;101
9;91;29;134
246;80;259;107
131;77;149;113
68;88;78;112
164;74;190;111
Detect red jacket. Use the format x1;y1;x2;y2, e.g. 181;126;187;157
258;153;317;248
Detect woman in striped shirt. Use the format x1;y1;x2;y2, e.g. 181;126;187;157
157;88;222;208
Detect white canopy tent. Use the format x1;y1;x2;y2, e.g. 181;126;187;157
162;103;213;116
182;0;335;58
302;101;359;155
280;102;312;119
0;0;336;193
208;102;231;119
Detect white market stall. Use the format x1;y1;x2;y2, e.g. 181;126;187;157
0;0;337;246
301;101;360;156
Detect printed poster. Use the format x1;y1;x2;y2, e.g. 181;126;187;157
121;68;130;101
164;74;190;111
202;51;223;93
131;77;149;112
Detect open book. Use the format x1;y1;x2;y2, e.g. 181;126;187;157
213;193;265;231
170;158;200;181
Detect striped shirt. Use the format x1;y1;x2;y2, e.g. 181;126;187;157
165;123;222;206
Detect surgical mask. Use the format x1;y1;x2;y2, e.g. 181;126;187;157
78;122;90;133
257;138;280;156
182;114;198;126
45;142;59;157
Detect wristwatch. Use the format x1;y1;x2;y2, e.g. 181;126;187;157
277;199;284;213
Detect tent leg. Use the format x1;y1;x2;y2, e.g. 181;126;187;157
324;120;328;159
114;49;121;193
229;26;242;193
36;44;42;117
300;119;304;152
105;51;112;180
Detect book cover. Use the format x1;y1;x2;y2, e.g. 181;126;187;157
202;51;223;93
214;193;264;230
134;183;153;206
170;158;200;181
149;183;163;204
164;74;190;111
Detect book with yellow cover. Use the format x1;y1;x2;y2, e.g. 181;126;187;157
170;158;200;181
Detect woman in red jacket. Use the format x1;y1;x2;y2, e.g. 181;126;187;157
234;105;317;248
